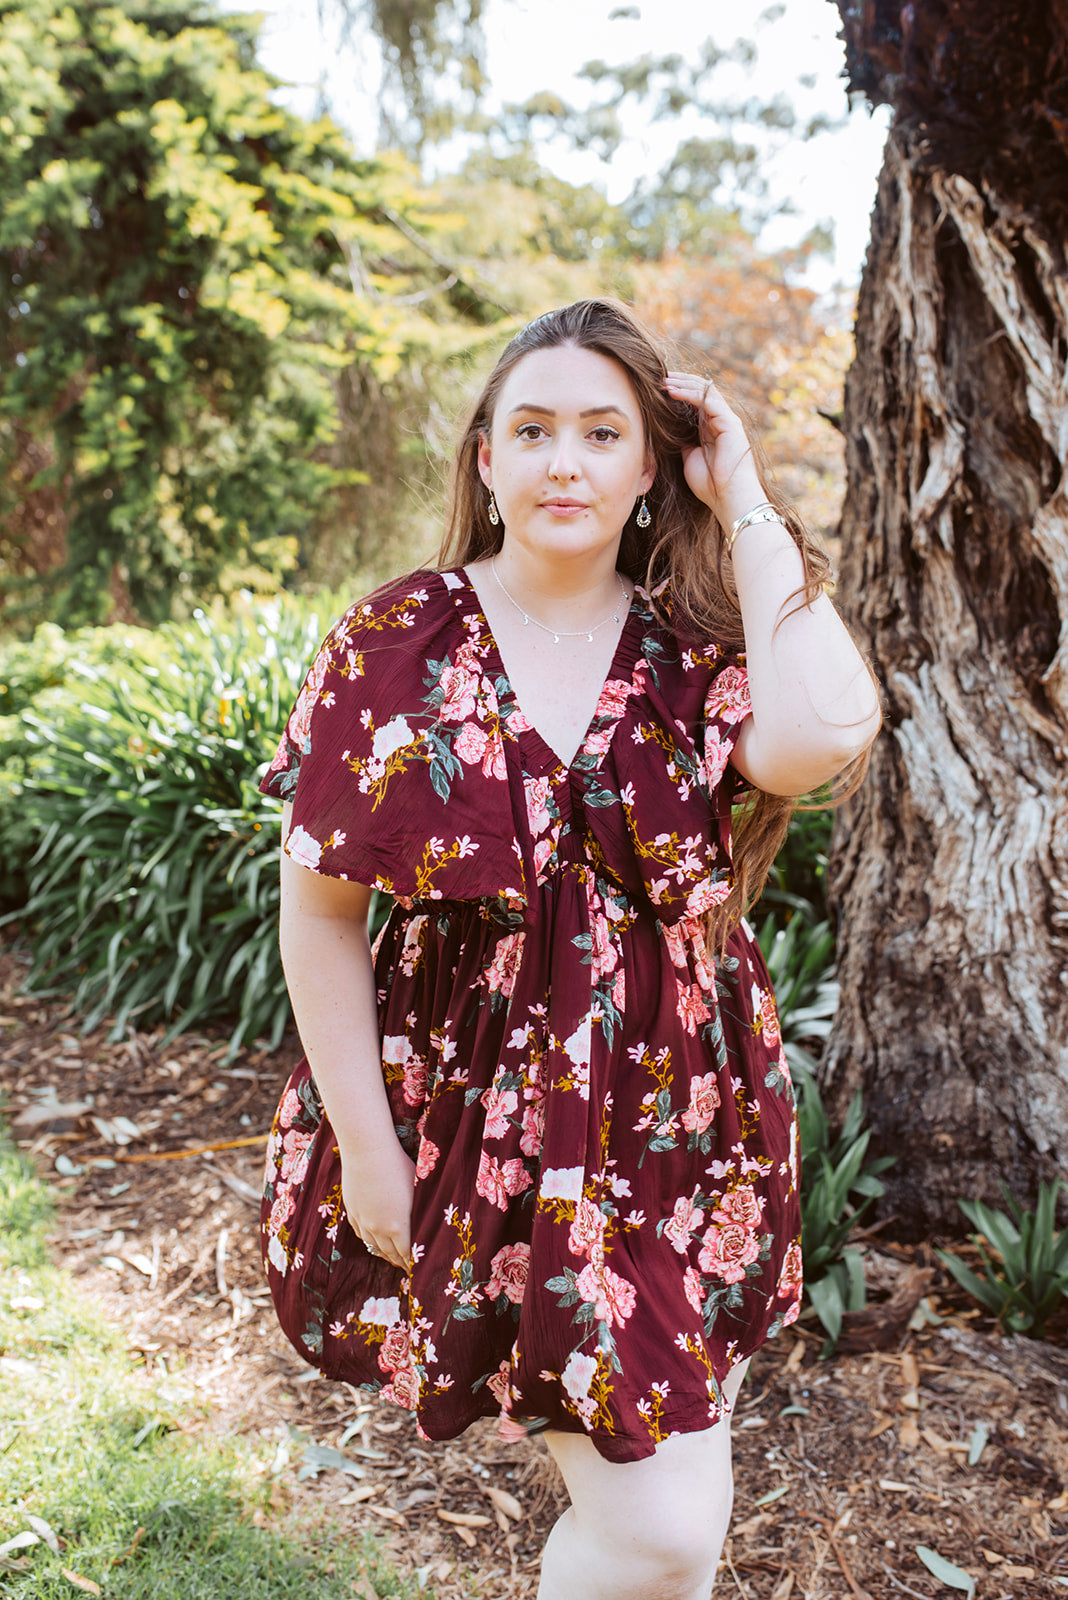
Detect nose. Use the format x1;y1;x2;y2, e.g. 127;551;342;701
547;432;580;481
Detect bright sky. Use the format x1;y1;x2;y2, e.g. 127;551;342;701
229;0;890;287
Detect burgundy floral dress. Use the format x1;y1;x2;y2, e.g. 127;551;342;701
259;567;801;1464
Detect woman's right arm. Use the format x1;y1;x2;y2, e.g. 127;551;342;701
278;801;415;1270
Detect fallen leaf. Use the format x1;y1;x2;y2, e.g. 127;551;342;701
437;1511;491;1528
125;1254;154;1277
770;1576;795;1600
26;1517;59;1553
915;1545;975;1597
868;1415;894;1439
14;1099;92;1127
733;1511;772;1539
1049;1489;1068;1513
0;1533;39;1557
61;1570;102;1595
483;1484;523;1521
901;1351;919;1388
981;1550;1003;1564
1004;1566;1036;1580
879;1479;912;1493
336;1485;382;1506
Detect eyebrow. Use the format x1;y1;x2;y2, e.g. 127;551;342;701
507;404;629;420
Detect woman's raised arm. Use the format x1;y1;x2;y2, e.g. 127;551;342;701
666;373;882;798
279;802;414;1269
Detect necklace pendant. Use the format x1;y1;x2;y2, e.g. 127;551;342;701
586;632;593;642
522;614;529;625
553;633;560;644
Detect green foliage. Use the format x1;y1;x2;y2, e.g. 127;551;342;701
757;911;837;1076
0;0;454;626
937;1180;1068;1337
791;1062;894;1350
756;803;833;926
3;599;335;1053
0;1126;425;1600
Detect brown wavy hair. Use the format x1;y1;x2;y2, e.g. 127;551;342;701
437;297;878;943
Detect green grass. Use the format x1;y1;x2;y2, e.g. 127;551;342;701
0;1130;426;1599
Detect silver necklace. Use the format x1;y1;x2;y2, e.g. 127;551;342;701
490;557;628;644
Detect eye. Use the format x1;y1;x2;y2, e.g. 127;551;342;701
515;422;546;441
589;426;621;443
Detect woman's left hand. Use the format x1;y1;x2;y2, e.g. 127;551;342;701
664;372;765;526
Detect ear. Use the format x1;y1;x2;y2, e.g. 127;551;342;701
477;431;492;488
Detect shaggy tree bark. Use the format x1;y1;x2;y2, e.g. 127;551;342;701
824;1;1068;1233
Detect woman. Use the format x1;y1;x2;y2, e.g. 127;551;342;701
260;298;881;1600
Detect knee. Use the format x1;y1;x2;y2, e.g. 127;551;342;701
576;1475;733;1597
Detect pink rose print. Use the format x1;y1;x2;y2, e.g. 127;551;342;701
519;1096;545;1158
703;723;731;787
680;1072;721;1135
568;1196;607;1264
476;1151;532;1210
683;1265;704;1314
277;1086;302;1129
664;1195;701;1255
777;1240;803;1300
377;1323;412;1374
524;776;553;836
438;657;479;721
596;678;634;719
415;1137;440;1179
454;722;489;765
756;989;782;1051
715;1185;764;1230
611;968;626;1012
486;1360;512;1405
698;1222;761;1284
279;1129;314;1186
382;1366;419;1408
402;1054;429;1108
486;1242;530;1304
481;730;507;780
676;982;711;1035
589;912;618;981
481;1083;519;1140
705;663;751;725
484;932;525;998
533;837;553;875
576;1262;637;1328
269;1188;295;1232
585;725;614;757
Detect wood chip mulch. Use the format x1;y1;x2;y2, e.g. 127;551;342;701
2;944;1066;1599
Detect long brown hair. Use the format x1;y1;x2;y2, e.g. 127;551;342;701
438;297;877;941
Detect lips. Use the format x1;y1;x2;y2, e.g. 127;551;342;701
540;499;588;510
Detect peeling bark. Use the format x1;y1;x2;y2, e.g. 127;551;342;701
826;100;1068;1231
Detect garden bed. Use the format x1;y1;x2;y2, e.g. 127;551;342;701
2;945;1066;1599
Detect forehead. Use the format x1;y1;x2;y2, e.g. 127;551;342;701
491;344;643;422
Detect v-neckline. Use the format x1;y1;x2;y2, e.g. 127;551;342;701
454;567;641;776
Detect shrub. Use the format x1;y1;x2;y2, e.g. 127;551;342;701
792;1063;895;1348
938;1179;1068;1337
4;598;341;1054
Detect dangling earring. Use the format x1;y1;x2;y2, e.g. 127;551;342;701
636;496;652;529
487;489;500;527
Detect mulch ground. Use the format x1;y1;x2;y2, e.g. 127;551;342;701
2;944;1067;1600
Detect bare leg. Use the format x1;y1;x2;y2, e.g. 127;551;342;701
536;1359;750;1600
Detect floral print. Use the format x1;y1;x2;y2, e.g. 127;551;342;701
259;568;801;1464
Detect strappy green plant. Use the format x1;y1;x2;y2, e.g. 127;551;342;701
790;1060;895;1349
3;598;346;1055
938;1180;1068;1337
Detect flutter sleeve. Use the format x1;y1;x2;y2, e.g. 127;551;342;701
259;573;527;904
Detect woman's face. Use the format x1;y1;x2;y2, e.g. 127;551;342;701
478;343;655;570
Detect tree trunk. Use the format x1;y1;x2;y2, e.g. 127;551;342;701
825;2;1068;1234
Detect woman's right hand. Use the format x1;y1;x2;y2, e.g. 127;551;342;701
339;1136;416;1272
